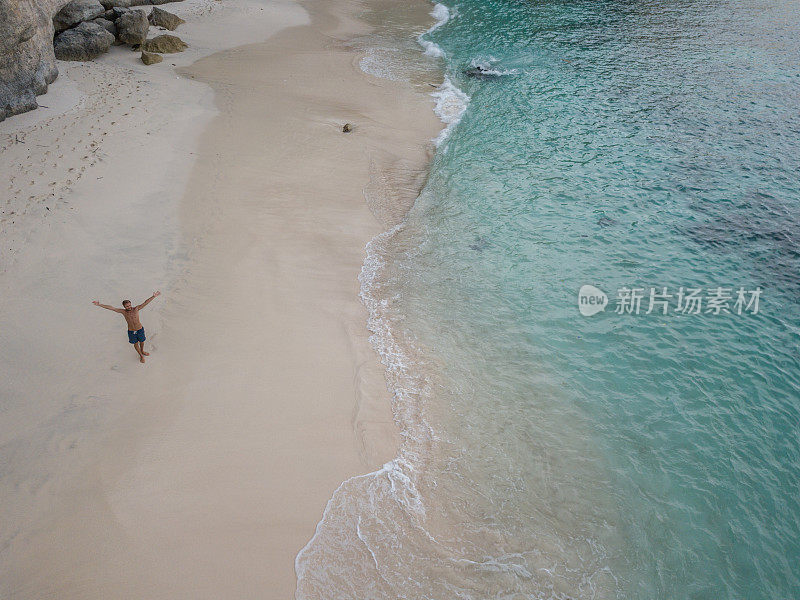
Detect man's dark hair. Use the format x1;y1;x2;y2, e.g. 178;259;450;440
122;300;131;306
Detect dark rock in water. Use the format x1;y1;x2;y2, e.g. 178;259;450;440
140;50;162;65
597;216;617;227
463;66;501;80
148;6;184;30
53;0;106;33
115;8;147;44
342;123;352;133
0;0;61;122
468;236;490;251
54;20;115;60
92;17;116;36
142;33;186;53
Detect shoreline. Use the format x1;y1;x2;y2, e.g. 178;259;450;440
0;0;442;596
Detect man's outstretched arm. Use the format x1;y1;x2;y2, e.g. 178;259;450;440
137;290;161;310
92;301;123;312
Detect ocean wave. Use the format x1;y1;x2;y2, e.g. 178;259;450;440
431;75;470;146
294;224;440;599
417;3;452;58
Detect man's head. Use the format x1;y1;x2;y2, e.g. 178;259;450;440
122;300;132;311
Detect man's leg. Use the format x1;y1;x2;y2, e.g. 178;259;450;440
133;341;145;362
140;340;149;356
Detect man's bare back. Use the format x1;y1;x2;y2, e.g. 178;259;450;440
92;291;161;363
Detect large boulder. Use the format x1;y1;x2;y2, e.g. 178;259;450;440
100;0;137;7
106;6;126;17
142;33;186;53
92;16;116;35
148;6;183;30
115;8;147;44
54;20;114;60
100;0;183;7
0;0;65;122
52;0;104;32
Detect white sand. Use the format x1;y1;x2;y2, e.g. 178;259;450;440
0;0;441;596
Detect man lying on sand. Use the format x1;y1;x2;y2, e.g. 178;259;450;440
92;291;161;363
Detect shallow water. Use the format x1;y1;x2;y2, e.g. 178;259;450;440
296;0;800;597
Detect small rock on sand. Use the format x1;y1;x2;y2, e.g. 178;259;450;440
142;33;187;53
140;50;163;65
342;123;353;133
148;7;184;30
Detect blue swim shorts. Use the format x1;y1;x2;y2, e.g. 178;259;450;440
127;328;146;344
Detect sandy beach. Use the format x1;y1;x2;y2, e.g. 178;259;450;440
0;0;441;596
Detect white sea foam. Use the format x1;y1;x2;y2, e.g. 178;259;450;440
419;38;444;58
417;3;451;58
431;75;470;146
429;2;451;29
295;4;517;598
359;48;401;81
295;225;437;598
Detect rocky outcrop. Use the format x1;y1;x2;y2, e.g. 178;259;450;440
140;50;162;65
115;8;148;44
0;0;66;122
142;33;186;53
53;0;104;33
463;66;502;80
53;20;114;60
0;0;185;122
148;7;183;30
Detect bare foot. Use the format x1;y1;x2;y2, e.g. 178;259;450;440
142;351;150;356
140;356;145;363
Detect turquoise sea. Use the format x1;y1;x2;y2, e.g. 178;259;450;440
297;0;800;597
